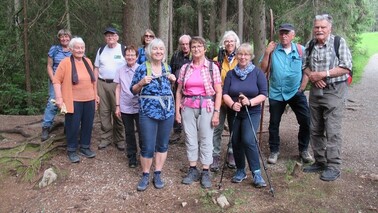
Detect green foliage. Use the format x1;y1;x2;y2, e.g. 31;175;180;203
352;32;378;83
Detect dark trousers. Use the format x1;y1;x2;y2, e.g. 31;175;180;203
65;100;95;152
121;113;141;158
268;91;310;153
227;110;261;172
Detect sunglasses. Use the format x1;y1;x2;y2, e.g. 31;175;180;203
144;35;155;38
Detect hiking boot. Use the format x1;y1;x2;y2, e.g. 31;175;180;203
153;172;165;189
41;127;50;142
200;171;212;188
300;150;314;163
98;140;111;149
267;152;279;164
67;151;80;163
137;174;150;191
79;148;96;158
227;152;236;169
129;155;137;168
231;169;247;183
252;170;267;188
320;167;341;181
210;156;220;172
303;162;327;173
182;167;200;185
116;142;125;151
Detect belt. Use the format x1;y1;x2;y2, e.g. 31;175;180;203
324;80;346;89
98;78;114;83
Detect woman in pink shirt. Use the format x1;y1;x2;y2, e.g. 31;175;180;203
175;36;222;188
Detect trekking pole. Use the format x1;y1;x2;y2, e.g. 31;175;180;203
259;8;274;144
217;111;237;190
244;105;275;197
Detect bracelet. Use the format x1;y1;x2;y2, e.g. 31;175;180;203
249;99;252;106
116;104;120;106
231;102;236;109
214;109;220;113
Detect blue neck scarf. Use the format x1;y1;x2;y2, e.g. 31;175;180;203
234;62;255;80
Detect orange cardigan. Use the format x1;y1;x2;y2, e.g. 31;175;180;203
53;57;96;113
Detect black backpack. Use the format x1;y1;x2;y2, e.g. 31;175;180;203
306;36;352;84
98;44;126;57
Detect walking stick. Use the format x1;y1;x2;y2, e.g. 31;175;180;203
218;112;237;189
259;8;274;144
245;104;275;197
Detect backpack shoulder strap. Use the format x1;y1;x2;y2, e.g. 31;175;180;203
334;35;341;59
164;63;170;74
121;44;126;57
98;45;106;56
146;61;152;76
296;43;303;58
306;39;316;57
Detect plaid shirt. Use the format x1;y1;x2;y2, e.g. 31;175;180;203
303;34;352;83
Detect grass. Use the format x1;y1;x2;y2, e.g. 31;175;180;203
352;32;378;83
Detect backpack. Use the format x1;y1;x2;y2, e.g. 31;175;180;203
181;59;214;86
98;44;126;57
145;61;170;76
307;36;352;84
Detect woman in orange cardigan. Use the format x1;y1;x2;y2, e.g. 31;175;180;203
53;37;98;163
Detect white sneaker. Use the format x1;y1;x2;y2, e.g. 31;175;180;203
267;152;279;164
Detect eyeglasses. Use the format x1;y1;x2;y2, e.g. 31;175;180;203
237;53;251;57
191;45;204;50
125;54;136;57
105;34;117;38
144;35;155;38
224;40;235;44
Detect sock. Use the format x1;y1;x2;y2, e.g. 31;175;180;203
190;166;197;169
203;169;209;172
154;171;161;175
142;172;149;177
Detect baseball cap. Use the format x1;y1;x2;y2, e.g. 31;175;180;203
104;27;118;34
279;23;295;31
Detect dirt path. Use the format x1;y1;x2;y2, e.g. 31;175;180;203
0;55;377;212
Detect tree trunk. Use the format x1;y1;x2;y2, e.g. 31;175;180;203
251;0;265;64
65;0;70;30
198;0;203;37
168;0;173;56
238;0;243;43
209;1;216;42
123;0;150;47
23;0;31;107
158;0;170;57
220;0;227;34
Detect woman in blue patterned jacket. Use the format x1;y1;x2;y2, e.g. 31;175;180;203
131;38;176;191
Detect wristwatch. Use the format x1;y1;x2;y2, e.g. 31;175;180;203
326;70;330;78
214;109;220;113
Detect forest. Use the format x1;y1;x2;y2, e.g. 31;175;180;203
0;0;377;115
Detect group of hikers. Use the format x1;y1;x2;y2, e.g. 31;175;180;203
41;13;352;192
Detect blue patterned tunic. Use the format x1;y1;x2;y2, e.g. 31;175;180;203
130;62;175;120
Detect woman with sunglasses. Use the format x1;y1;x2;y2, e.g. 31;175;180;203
137;29;155;64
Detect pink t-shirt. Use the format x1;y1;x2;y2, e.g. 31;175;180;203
182;66;208;109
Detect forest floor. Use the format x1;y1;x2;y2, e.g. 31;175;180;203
0;55;377;213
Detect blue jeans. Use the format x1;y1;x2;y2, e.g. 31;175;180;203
65;101;95;152
121;113;142;158
42;81;58;128
268;91;310;153
139;114;174;158
227;109;261;172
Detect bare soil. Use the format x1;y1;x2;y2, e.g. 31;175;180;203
0;55;377;213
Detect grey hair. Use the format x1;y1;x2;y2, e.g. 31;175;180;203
68;37;85;49
145;38;165;61
57;29;72;39
179;34;191;44
314;14;333;27
219;30;241;49
236;43;255;60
